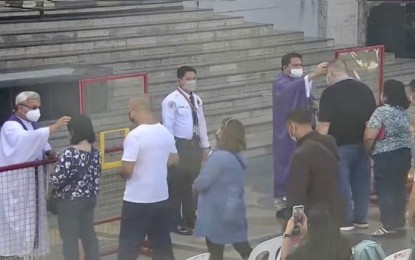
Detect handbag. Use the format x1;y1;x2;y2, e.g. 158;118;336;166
47;147;96;215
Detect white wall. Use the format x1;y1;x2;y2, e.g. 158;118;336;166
323;0;359;45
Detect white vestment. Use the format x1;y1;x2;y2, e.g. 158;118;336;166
0;119;51;257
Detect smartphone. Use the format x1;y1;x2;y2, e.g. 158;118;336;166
291;205;304;236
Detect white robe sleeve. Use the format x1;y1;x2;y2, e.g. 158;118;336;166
0;121;50;166
304;75;313;98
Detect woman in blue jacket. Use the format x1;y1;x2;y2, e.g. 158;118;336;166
193;118;252;260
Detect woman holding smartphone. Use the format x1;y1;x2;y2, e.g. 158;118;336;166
281;207;351;260
193;118;252;260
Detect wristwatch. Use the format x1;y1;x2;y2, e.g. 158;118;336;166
283;233;290;239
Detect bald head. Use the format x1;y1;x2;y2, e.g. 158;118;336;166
327;59;348;73
129;95;152;112
326;59;349;86
128;95;155;125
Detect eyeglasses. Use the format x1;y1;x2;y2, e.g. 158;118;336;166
20;104;39;110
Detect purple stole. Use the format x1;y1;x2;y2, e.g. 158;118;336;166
7;114;38;130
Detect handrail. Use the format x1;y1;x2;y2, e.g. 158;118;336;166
0;145;123;172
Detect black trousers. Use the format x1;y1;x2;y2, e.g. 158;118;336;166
205;238;252;260
118;200;174;260
56;197;100;260
168;138;203;226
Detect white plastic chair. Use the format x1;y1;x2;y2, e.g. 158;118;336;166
185;252;211;260
384;249;412;260
248;236;283;260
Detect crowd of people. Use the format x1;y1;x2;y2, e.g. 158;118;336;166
0;56;415;260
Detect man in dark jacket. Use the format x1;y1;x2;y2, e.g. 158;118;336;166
285;109;345;226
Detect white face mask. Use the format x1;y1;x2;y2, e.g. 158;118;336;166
289;68;303;79
289;124;297;142
183;80;197;92
26;108;41;122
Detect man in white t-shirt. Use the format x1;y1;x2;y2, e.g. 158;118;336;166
117;96;178;260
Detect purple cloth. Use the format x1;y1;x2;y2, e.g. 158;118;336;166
7;114;37;130
272;73;308;198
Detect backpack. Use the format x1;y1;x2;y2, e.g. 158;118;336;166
352;240;386;260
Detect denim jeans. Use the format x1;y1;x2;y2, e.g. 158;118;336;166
373;148;411;230
338;144;371;225
118;200;174;260
56;197;100;260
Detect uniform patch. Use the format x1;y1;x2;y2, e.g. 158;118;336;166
168;101;176;108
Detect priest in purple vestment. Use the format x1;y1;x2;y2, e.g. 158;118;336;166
272;53;328;215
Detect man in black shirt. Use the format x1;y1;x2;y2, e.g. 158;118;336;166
317;59;377;231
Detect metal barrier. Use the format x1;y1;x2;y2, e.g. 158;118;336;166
0;146;150;260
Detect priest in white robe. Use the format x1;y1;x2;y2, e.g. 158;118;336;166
0;91;70;259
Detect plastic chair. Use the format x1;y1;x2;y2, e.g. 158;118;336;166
384;249;412;260
185;252;211;260
248;236;283;260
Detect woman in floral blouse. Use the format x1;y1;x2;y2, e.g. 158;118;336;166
364;79;411;237
50;115;101;260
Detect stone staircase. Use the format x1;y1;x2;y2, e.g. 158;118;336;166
1;1;415;159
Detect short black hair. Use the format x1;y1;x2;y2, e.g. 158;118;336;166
281;52;302;71
286;109;312;124
177;66;197;79
383;79;410;110
67;115;96;145
410;79;415;93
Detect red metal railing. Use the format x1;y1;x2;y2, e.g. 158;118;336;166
0;145;150;259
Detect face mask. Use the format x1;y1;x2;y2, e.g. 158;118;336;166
183;80;197;92
289;124;297;142
128;111;135;123
289;68;303;79
25;108;41;122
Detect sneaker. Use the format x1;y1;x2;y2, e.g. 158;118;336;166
172;225;193;236
340;225;356;231
353;223;369;229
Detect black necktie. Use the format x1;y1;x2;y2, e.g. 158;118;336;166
189;93;199;126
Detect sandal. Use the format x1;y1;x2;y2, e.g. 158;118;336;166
371;227;398;237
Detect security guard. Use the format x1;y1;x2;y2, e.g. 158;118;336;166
162;66;211;235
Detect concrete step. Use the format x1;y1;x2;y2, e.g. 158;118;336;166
0;15;244;44
102;38;334;73
0;23;275;57
0;1;183;19
0;8;214;33
0;31;306;69
38;1;184;16
132;46;342;88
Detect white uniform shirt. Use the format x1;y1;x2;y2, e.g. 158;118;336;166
121;123;177;203
161;88;210;149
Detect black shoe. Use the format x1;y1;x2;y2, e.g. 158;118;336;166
183;220;195;229
172;225;193;236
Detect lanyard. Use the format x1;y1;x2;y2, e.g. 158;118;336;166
177;87;196;110
177;87;199;128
